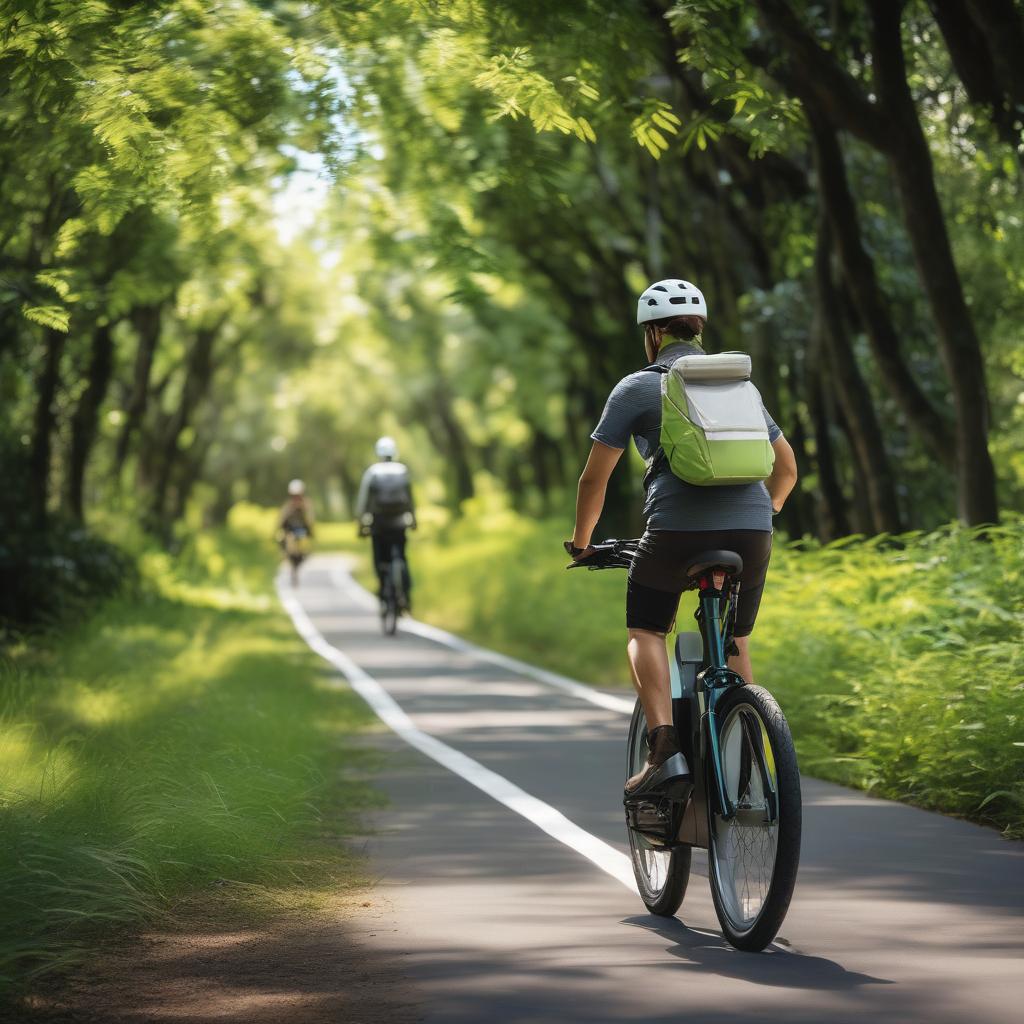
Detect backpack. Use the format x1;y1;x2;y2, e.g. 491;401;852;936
368;465;413;518
647;352;775;487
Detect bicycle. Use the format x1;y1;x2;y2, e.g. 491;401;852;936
569;539;801;952
281;526;311;587
379;542;409;637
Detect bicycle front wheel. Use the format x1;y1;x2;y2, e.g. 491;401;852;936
706;684;801;951
625;701;691;916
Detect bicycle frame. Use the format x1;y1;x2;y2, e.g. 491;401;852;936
691;570;778;826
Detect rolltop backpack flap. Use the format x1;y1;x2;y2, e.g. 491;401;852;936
660;352;775;486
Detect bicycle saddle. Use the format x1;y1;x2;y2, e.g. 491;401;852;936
685;549;743;579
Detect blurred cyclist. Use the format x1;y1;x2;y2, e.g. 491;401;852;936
356;437;416;608
278;478;315;587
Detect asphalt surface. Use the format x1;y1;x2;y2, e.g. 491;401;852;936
287;555;1024;1024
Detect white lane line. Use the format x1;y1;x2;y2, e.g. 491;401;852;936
327;563;635;717
278;582;637;893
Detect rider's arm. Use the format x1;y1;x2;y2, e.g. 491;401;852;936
765;435;798;514
354;468;372;523
407;480;417;530
570;441;625;552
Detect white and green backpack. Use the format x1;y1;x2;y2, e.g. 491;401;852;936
647;352;775;487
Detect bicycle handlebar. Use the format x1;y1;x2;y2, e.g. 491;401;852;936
565;538;641;571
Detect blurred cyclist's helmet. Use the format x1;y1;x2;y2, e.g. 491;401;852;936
637;279;707;325
288;478;305;496
375;436;398;460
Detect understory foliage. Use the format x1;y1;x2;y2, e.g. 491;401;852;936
0;513;377;999
404;500;1024;838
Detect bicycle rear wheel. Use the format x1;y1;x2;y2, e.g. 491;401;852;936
391;555;407;614
625;701;691;916
380;579;398;636
706;685;801;951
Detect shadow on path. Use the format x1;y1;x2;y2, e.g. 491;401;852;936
623;914;893;990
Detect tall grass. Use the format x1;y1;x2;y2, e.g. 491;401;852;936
0;508;377;998
400;500;1024;837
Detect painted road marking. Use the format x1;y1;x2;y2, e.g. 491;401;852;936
278;581;637;893
327;563;635;716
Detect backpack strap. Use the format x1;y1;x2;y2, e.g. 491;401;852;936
641;363;670;491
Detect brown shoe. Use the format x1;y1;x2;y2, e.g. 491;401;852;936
624;725;691;802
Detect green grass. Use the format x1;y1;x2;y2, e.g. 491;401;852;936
385;501;1024;838
0;506;378;998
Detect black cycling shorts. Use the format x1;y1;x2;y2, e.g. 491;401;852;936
626;529;773;637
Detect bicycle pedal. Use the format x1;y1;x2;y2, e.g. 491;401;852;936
625;798;676;844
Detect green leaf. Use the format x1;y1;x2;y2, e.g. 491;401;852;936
575;116;596;143
22;305;70;332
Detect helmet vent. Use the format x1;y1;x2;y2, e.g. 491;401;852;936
647;298;658;305
691;296;700;303
653;285;668;292
669;296;687;305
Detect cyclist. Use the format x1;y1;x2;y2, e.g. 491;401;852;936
565;280;797;799
355;436;416;609
278;478;315;587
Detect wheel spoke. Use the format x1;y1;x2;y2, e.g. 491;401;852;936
626;704;681;908
710;704;779;930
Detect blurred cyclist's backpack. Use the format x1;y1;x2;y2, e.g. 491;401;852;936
647;352;775;487
368;464;413;518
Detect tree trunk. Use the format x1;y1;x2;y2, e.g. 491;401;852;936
115;304;163;476
753;0;1000;524
149;319;223;532
927;0;1021;150
868;0;999;524
807;370;852;541
28;327;67;526
806;107;954;466
432;389;475;510
815;219;904;534
67;322;115;521
962;0;1024;115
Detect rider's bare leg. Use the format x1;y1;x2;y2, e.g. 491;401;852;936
627;628;673;728
728;635;753;682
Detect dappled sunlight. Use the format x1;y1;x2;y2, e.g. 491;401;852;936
0;725;79;805
0;524;378;992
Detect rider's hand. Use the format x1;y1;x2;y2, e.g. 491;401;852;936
564;540;596;561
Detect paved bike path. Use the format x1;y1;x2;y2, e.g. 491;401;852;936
289;555;1024;1024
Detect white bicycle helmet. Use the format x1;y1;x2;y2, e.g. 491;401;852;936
375;436;398;460
288;478;305;496
637;279;708;324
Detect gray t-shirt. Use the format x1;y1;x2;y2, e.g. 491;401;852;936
591;343;782;532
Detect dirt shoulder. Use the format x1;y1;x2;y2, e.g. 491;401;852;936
16;890;421;1024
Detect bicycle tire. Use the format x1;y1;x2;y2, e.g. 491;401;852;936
380;579;398;636
625;700;691;916
391;556;406;615
705;684;801;951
